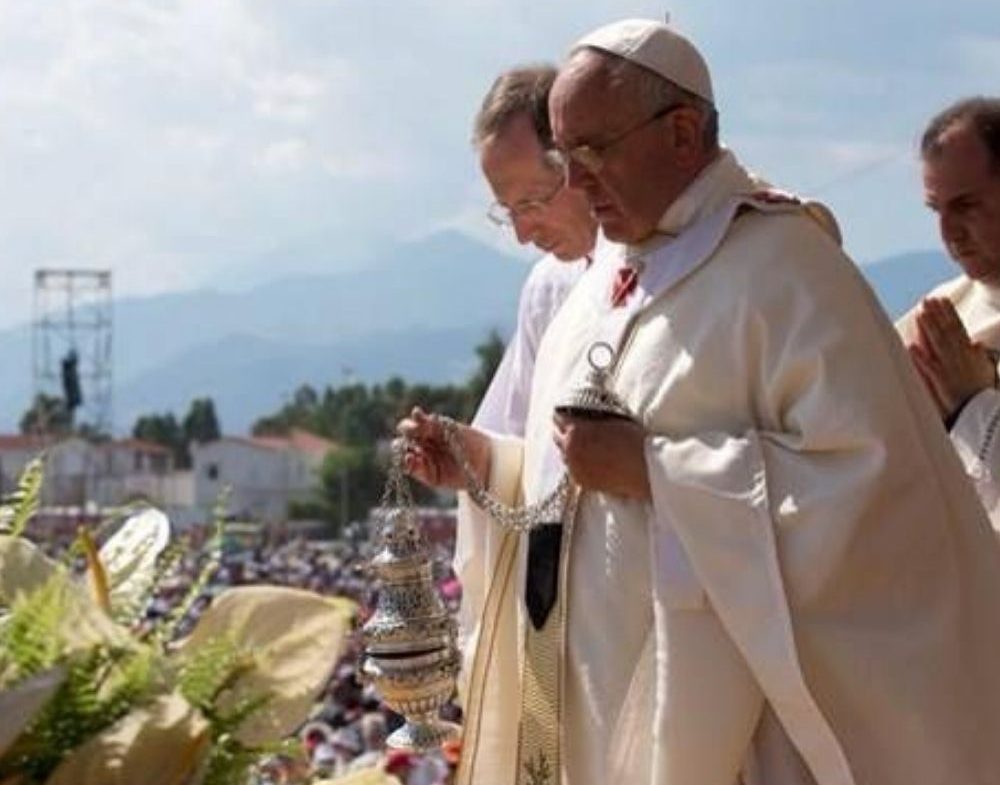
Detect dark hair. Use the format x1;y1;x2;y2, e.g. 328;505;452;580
472;64;557;149
921;96;1000;170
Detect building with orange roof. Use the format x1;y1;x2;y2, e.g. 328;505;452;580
0;428;338;525
190;429;338;522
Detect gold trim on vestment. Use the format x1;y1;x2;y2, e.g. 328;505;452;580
514;489;578;785
454;528;519;785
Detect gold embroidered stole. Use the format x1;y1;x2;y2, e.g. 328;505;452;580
455;490;578;785
514;491;578;785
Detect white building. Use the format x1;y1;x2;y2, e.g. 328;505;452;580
0;434;191;509
0;434;96;506
93;439;194;516
0;429;334;525
191;429;337;522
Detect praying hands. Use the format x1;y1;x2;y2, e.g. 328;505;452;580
908;297;998;421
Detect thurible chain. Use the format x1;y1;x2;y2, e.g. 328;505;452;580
434;414;570;532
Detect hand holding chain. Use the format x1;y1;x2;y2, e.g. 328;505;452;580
426;415;571;533
398;342;633;533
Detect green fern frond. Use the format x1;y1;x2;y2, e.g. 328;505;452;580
211;691;272;737
155;494;227;645
101;645;161;718
151;537;187;588
0;644;162;783
177;635;251;712
0;456;45;538
199;734;267;785
198;733;298;785
177;633;276;752
0;575;68;685
128;538;187;633
3;648;109;781
176;630;280;785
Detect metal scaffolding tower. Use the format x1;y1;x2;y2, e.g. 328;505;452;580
32;269;113;435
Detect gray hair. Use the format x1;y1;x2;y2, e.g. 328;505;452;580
472;64;558;150
921;96;1000;171
591;49;719;151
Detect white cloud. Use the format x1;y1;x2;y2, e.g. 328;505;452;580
162;126;228;156
251;71;330;123
0;0;995;330
254;138;311;174
0;0;396;326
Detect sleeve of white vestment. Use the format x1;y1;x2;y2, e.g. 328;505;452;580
642;224;1000;785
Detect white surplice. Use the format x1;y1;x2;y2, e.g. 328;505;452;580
897;275;1000;527
472;254;588;436
458;151;1000;785
454;252;586;699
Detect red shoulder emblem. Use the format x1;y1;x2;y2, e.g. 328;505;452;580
750;188;802;205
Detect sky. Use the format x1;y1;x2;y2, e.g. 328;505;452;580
0;0;998;328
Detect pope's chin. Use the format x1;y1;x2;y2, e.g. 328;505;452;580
592;205;629;240
595;209;646;244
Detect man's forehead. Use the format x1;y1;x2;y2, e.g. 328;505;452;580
923;156;968;202
923;162;1000;212
924;132;994;193
554;51;617;103
551;51;629;137
928;123;993;173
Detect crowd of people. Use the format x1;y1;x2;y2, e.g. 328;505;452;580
142;521;463;784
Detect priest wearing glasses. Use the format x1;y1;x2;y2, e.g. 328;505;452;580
453;64;598;716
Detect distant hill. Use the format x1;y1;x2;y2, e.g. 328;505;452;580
0;238;959;434
859;250;955;318
110;230;528;380
0;231;528;433
113;327;499;433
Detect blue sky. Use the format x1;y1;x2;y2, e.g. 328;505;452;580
1;0;997;328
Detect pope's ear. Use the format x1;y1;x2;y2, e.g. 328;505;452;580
667;106;706;165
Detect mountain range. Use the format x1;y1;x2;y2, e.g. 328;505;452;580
0;232;958;434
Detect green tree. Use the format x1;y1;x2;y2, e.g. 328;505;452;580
74;422;111;442
183;398;221;445
19;394;71;436
311;445;386;535
254;385;321;437
251;330;511;526
133;413;188;468
466;330;506;412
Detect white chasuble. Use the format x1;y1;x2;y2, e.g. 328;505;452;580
454;252;585;710
457;152;1000;785
897;275;1000;528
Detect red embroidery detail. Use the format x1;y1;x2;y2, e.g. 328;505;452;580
610;266;640;308
751;188;801;205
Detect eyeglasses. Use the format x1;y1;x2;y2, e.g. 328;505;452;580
487;176;564;228
556;103;681;175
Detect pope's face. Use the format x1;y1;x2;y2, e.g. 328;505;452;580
479;114;597;261
923;122;1000;284
549;51;707;245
